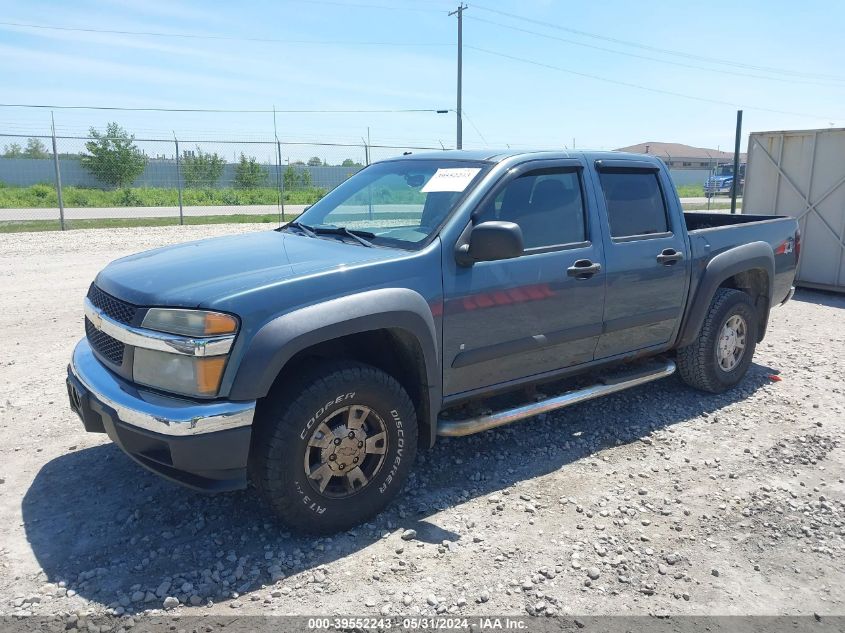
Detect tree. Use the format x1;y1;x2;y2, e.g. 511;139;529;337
3;143;23;158
307;156;323;166
283;164;301;190
301;169;313;188
341;158;361;167
233;154;267;189
182;146;225;188
24;138;50;159
81;123;146;188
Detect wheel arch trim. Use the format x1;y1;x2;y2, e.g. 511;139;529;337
228;288;441;445
677;241;774;348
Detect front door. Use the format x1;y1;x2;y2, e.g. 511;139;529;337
442;160;606;396
591;162;689;359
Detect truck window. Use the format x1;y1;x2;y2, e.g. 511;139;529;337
598;171;669;238
481;169;586;250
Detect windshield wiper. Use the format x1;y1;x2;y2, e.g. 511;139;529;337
311;225;375;248
285;221;318;238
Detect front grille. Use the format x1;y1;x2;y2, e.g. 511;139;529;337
85;317;125;365
87;284;138;325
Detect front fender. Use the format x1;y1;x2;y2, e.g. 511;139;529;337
677;241;774;348
228;287;440;421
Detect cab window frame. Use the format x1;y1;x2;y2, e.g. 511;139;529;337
468;159;591;256
595;165;674;243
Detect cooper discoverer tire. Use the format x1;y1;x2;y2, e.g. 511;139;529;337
676;288;758;394
251;360;417;534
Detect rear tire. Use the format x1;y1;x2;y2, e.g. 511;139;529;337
676;288;758;393
251;361;417;534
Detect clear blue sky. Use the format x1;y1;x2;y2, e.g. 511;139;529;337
1;0;843;155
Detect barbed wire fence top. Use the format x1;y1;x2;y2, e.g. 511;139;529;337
0;131;445;230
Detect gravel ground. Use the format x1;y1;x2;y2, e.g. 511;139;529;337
0;224;843;621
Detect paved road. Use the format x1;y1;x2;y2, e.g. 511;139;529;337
682;196;742;205
1;198;742;222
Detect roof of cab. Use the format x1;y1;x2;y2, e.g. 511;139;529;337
388;148;663;165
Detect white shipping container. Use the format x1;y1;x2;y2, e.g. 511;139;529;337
744;128;845;292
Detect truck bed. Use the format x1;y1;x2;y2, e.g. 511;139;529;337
683;211;782;231
684;211;799;306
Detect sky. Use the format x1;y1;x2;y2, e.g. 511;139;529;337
1;0;843;159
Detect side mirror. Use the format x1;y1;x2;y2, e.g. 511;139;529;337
456;221;524;266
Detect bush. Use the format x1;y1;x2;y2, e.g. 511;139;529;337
220;190;241;205
182;147;225;188
233;154;268;189
31;184;54;199
117;188;143;206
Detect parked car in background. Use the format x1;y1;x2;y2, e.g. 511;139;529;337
705;162;746;198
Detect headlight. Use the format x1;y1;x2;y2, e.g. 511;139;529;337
134;308;238;397
142;308;238;337
133;348;227;397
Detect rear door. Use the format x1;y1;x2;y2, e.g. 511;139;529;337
442;159;606;396
591;160;690;358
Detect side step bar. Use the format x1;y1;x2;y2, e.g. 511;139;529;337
437;359;676;437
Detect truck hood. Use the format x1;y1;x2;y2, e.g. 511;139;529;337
94;230;404;307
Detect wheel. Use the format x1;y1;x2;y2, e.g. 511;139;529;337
251;360;417;534
676;288;758;393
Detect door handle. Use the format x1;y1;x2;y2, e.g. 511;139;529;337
656;249;683;265
567;259;602;279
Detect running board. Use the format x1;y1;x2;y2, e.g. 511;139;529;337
436;359;676;437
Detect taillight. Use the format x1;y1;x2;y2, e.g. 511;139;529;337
794;228;801;259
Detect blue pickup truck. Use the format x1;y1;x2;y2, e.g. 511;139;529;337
67;150;799;533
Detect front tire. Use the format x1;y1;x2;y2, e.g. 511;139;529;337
676;288;758;393
251;361;417;534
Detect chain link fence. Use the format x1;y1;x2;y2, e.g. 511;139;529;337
0;133;441;230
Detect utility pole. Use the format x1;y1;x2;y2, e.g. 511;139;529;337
449;3;467;149
50;112;65;231
730;109;743;215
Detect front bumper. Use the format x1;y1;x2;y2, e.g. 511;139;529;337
67;339;256;492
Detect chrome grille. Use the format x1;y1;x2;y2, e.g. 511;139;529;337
87;284;138;325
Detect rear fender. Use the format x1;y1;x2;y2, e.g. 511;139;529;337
677;241;774;348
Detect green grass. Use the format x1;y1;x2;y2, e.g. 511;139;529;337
675;184;705;197
0;213;304;233
0;184;326;208
682;202;733;211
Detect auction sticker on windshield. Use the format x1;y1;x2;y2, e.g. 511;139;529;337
421;167;482;192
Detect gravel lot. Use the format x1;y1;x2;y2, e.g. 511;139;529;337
0;224;843;621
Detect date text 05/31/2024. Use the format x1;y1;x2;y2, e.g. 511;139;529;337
306;617;529;630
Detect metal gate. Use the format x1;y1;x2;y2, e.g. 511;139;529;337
744;128;845;292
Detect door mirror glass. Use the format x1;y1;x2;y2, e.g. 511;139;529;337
457;221;524;266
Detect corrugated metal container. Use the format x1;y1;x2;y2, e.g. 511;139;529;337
744;128;845;292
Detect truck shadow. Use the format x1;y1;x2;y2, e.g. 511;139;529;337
792;287;845;309
21;363;776;612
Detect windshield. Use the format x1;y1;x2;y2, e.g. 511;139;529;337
715;165;735;177
290;159;489;248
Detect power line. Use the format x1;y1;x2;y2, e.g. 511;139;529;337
460;109;489;147
0;20;450;46
0;103;449;114
289;0;446;12
466;15;845;88
467;45;839;122
471;4;845;83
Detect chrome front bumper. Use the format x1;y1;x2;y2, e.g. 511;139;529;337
69;338;255;436
67;339;255;491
